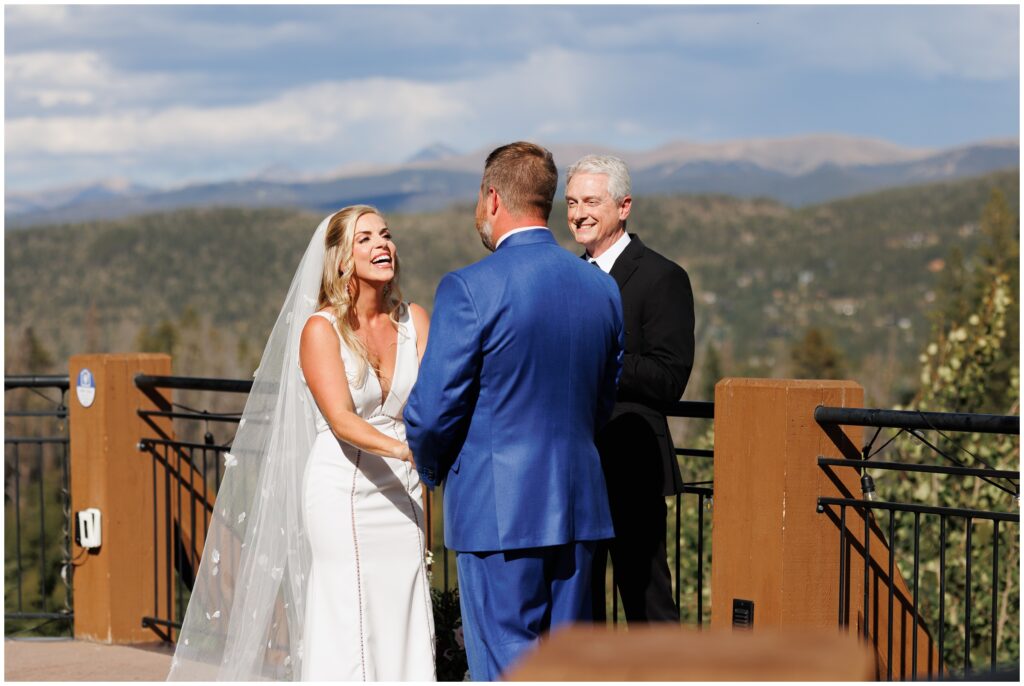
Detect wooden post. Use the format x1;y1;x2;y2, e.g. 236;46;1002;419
712;378;939;679
69;353;172;644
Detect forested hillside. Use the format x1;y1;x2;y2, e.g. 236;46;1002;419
5;170;1018;406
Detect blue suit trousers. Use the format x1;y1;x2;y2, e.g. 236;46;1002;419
455;541;595;681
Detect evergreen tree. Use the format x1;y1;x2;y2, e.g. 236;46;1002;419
136;320;179;354
21;327;54;373
175;307;202;372
83;301;101;353
933;245;971;329
699;342;723;401
979;189;1019;281
790;327;846;379
976;190;1019;411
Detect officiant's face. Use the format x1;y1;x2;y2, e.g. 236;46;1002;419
351;212;396;284
566;173;630;257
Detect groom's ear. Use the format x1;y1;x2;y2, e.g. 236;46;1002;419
487;187;500;217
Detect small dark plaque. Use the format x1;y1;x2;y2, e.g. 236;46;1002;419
732;598;754;628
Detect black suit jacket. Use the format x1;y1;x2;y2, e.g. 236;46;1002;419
599;234;695;496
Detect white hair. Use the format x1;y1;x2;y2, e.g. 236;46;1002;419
566;154;632;203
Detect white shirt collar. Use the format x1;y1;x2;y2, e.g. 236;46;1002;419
588;231;631;273
494;225;549;249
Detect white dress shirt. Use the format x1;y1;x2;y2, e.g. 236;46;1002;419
495;225;550;249
588;231;632;273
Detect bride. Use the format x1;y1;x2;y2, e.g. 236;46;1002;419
169;206;436;681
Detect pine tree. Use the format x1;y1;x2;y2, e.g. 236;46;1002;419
698;342;723;401
976;189;1019;411
136;320;179;355
84;301;101;353
21;327;54;373
790;327;846;379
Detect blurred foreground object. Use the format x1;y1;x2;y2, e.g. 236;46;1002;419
504;624;875;681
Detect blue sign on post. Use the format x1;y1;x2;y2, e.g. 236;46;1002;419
76;368;96;408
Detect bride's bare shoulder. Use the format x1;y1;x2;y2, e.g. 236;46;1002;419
302;310;338;339
407;302;430;342
407;302;429;325
406;302;427;324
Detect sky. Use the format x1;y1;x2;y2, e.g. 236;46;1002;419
4;3;1020;193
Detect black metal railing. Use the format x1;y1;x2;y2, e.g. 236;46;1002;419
815;405;1020;681
4;375;74;636
133;375;715;638
134;374;248;641
669;400;714;628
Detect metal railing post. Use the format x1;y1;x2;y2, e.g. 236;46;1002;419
4;377;73;634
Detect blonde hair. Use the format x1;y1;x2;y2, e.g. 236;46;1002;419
317;204;405;382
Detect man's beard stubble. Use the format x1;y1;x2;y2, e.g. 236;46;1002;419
477;220;496;252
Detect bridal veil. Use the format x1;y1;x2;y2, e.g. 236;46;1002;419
168;215;331;680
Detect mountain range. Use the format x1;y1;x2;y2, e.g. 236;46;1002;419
6;170;1018;410
5;135;1018;228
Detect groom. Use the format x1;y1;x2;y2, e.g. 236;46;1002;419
405;141;623;680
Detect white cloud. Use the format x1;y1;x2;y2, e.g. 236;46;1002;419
3;5;1017;191
6;77;470;158
766;6;1019;82
575;5;1018;82
6;45;654;186
5;50;178;111
142;13;323;54
6;51;106;87
5;51;107;108
4;4;70;26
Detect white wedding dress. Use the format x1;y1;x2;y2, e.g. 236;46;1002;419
299;307;436;681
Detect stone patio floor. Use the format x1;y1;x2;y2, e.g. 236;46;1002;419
5;638;173;681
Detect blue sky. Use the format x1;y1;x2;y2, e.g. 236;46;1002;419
4;4;1019;192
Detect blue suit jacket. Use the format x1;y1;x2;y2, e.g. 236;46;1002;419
404;228;623;552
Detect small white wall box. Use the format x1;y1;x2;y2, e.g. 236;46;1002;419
75;508;102;549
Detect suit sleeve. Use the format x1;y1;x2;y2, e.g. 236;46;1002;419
403;272;481;489
596;288;624;431
619;265;695;403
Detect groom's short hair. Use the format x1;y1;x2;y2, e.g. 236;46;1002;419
482;142;558;221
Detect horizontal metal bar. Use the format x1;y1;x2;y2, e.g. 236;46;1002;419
139;437;230;452
676;448;713;459
4;375;70;391
7;612;74;623
663;400;714;419
680;486;713;497
134;373;253;394
817;497;1020;523
137;409;242;423
815;405;1018;435
142;616;182;630
138;376;705;413
4;437;69;445
5;410;68;418
818;457;1020;481
970;664;1023;681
